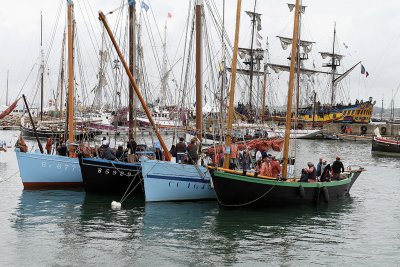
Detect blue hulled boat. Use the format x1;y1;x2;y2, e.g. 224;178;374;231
141;158;216;202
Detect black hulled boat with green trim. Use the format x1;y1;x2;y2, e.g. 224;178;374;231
210;0;364;208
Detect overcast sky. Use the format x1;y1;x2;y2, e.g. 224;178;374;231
1;0;400;109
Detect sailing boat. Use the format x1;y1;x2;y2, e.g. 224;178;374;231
15;0;82;188
93;5;214;202
266;5;375;127
210;0;364;207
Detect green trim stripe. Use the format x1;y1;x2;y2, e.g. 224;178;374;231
213;171;352;188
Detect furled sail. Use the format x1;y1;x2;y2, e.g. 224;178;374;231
267;63;331;77
319;52;344;61
0;98;20;120
277;36;314;53
287;3;307;14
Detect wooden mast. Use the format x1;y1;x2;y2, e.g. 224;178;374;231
261;63;267;123
282;0;300;178
128;0;136;140
99;11;172;161
67;1;75;154
223;0;242;169
248;0;257;114
195;0;203;140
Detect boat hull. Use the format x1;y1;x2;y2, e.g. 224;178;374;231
141;158;216;202
372;137;400;155
15;150;82;188
20;125;101;140
79;157;143;193
210;170;362;207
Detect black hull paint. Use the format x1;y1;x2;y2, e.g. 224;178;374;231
211;171;362;208
372;138;400;154
79;157;143;194
20;125;102;140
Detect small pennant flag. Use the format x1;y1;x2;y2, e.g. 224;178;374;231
366;71;369;78
167;12;172;18
343;42;348;49
141;1;149;11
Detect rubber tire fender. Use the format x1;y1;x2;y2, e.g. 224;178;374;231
322;186;329;203
298;185;305;199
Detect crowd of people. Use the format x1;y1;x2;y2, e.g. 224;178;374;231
14;133;347;183
300;156;345;183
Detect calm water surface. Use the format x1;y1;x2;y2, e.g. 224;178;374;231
0;130;399;266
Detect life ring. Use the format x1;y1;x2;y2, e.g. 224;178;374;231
297;123;304;130
341;125;347;133
380;126;387;135
361;125;367;134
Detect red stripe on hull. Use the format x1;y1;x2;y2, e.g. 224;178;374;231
23;182;83;189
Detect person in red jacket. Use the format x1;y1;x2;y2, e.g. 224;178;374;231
270;156;282;178
45;137;53;154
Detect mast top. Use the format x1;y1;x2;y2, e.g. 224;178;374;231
128;0;135;7
287;3;306;14
67;0;73;5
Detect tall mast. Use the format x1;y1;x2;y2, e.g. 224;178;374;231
282;0;300;179
195;0;203;140
40;11;44;121
380;97;383;122
261;64;267;123
219;0;226;133
128;0;136;140
248;0;257;114
59;30;66;115
161;20;168;107
67;0;75;152
6;70;9;106
295;7;302;115
330;22;337;106
223;0;242;169
99;11;172;161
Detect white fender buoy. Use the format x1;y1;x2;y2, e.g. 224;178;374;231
111;201;122;209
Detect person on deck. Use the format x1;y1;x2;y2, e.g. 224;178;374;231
255;148;262;162
187;137;200;165
115;145;125;161
45;137;53;155
260;156;272;177
57;142;68;156
270;156;282;178
127;138;137;155
316;157;323;177
239;149;251;171
320;160;332;182
332;156;345;180
100;140;116;160
304;162;317;182
15;135;28;153
229;137;239;170
175;137;187;163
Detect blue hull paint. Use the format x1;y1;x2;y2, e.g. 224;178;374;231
15;150;82;187
141;158;216;202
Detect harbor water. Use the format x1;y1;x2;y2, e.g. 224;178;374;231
0;130;399;266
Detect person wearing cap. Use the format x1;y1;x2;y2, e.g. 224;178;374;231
332;156;344;180
304;162;317;182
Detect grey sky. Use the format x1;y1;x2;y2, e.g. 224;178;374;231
1;0;399;109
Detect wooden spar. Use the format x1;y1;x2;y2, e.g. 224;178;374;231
128;0;136;140
22;94;44;154
67;2;75;154
195;0;203;140
99;11;172;161
282;0;300;178
261;64;267;123
40;12;44;121
222;0;242;169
